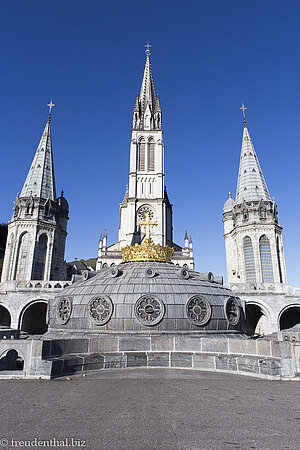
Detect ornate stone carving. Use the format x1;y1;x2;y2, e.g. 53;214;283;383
56;297;72;324
186;296;211;326
134;294;165;326
88;295;113;325
225;297;240;325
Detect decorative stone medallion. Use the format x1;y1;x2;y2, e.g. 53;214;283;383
134;294;165;326
57;297;72;324
225;297;240;326
88;295;113;325
186;295;211;326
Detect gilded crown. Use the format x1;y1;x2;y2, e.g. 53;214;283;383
121;238;174;263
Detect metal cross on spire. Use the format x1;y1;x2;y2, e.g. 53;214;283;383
240;102;247;125
47;100;55;115
145;42;152;57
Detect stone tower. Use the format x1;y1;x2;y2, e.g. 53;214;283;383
96;47;194;269
1;106;69;282
118;47;172;248
223;109;287;286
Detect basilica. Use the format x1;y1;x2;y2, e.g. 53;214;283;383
0;48;299;379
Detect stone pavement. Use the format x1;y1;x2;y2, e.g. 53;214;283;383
0;369;299;450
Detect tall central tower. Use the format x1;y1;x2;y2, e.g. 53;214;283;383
96;47;194;269
118;46;172;248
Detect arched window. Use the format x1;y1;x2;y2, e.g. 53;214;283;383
3;233;14;280
14;233;30;280
259;235;274;283
243;236;256;283
148;139;155;171
138;139;145;171
276;237;283;283
33;234;48;280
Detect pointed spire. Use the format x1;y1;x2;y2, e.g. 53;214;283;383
235;108;271;204
184;230;188;241
139;52;156;115
133;45;161;130
20;104;57;201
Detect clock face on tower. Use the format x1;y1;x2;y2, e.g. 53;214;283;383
137;205;154;222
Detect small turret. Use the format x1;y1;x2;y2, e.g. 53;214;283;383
184;230;189;249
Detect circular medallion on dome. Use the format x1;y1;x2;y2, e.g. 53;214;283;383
137;205;154;221
57;297;72;324
134;294;165;326
186;295;211;326
225;297;240;326
88;295;113;325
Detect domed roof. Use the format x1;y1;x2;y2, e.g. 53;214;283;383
50;262;245;334
223;193;235;212
57;190;69;212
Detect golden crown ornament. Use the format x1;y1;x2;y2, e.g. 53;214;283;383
121;212;174;263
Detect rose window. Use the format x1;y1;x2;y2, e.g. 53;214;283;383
225;297;240;326
186;296;211;326
134;295;165;326
137;206;154;222
88;295;113;325
57;297;72;324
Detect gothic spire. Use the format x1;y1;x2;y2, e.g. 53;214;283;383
235;110;271;204
132;45;161;130
20;106;56;201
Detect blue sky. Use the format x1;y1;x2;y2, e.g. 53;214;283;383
0;1;299;285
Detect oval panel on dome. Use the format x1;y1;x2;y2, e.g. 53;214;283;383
225;297;240;326
134;294;165;326
180;268;190;280
186;295;211;326
88;295;114;325
56;297;72;325
145;267;156;278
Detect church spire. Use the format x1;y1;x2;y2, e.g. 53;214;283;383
20;102;56;201
235;105;271;204
132;44;162;130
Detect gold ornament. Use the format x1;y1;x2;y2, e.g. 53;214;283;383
121;238;174;263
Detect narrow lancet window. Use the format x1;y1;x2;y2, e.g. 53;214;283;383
243;236;256;283
148;141;155;171
138;140;145;171
259;235;274;283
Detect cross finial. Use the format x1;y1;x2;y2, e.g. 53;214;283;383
138;211;158;240
145;42;152;57
240;102;247;126
47;100;55;116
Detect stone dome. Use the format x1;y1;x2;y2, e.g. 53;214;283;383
223;195;235;213
57;192;69;212
49;262;245;333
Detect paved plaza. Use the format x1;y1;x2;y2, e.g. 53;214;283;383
0;369;299;450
